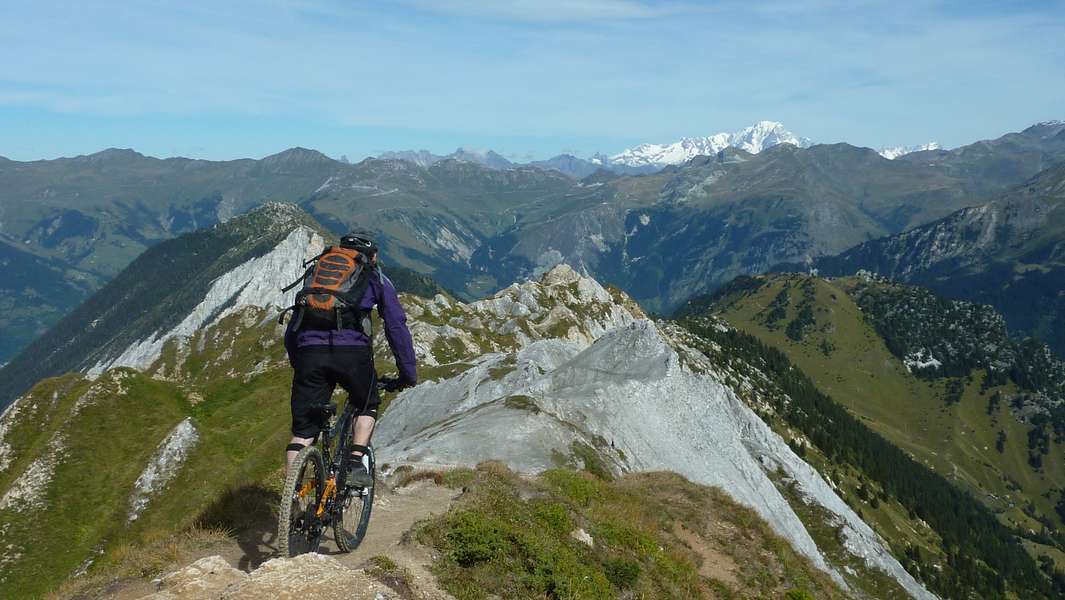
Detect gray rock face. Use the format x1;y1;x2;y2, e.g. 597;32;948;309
378;265;936;600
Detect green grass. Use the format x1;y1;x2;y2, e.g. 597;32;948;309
0;308;298;598
0;371;191;598
416;463;846;600
715;275;1064;532
45;525;231;600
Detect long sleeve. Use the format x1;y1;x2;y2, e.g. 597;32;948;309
375;269;418;384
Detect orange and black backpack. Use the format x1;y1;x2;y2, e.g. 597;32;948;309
279;245;372;333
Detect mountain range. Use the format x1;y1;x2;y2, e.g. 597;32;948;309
377;120;817;177
603;120;814;169
806;150;1065;355
374;121;946;177
465;122;1065;314
3;121;1065;368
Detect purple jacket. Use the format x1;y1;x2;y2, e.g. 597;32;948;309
285;268;418;384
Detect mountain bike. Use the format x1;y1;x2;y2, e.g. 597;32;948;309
278;374;400;557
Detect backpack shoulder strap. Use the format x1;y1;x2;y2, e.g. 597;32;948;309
303;246;332;268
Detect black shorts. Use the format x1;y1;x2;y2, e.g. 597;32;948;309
290;345;380;438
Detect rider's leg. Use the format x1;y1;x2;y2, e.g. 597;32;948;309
352;415;376;450
332;346;378;485
289;347;334;473
286;436;315;472
333;346;379;458
346;414;376;487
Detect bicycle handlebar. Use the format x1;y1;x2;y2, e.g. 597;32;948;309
376;376;404;392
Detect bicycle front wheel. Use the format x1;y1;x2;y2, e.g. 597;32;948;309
334;446;375;552
278;445;326;557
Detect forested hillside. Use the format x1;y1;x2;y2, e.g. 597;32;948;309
809;158;1065;355
678;273;1065;597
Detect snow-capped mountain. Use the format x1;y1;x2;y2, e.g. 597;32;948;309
606;121;813;168
878;142;941;160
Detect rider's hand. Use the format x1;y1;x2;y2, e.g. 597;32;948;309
378;376;415;392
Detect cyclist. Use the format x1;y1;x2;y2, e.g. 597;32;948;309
283;232;417;487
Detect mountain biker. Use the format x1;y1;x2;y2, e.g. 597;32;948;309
283;231;417;487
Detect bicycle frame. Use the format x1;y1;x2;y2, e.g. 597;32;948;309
311;367;378;521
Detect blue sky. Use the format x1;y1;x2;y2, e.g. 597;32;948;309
1;0;1063;161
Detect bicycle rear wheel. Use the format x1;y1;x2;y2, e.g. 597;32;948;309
278;445;326;557
334;446;375;552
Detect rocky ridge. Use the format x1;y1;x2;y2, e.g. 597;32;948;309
0;258;936;598
88;224;324;376
378;264;933;599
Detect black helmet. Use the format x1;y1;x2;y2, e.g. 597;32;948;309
340;231;377;256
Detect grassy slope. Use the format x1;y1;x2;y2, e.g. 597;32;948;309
712;274;1065;533
415;463;846;600
0;309;295;598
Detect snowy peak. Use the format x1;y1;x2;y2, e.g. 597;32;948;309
730;120;813;153
878;142;941;160
374;121;811;172
608;120;812;168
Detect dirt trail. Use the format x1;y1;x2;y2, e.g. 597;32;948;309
294;480;459;597
103;480;460;600
238;479;457;569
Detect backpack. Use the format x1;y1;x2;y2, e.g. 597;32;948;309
279;245;373;333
